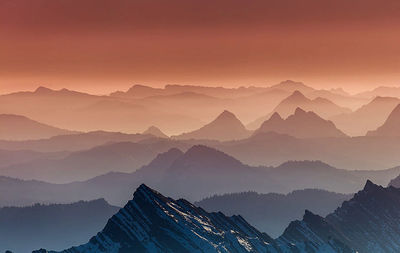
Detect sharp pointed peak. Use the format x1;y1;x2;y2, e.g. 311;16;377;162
292;90;304;95
363;180;380;191
218;110;236;118
303;209;317;219
143;125;168;138
134;184;163;198
294;107;307;115
269;112;283;121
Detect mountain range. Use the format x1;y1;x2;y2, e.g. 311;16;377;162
248;90;351;129
330;96;400;136
254;108;346;138
0;141;188;183
34;180;400;253
0;81;370;135
0;114;76;140
0;130;155;152
2;145;400;207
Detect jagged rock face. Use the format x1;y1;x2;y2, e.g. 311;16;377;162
38;184;277;253
278;210;354;253
279;180;400;253
325;181;400;253
34;181;400;253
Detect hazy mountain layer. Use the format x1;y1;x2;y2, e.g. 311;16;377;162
196;189;351;237
0;114;76;141
2;145;399;207
0;199;118;253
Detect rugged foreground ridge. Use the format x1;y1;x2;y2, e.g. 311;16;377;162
35;181;400;253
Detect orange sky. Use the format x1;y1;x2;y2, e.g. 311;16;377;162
0;0;399;94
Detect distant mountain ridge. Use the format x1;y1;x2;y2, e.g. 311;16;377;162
0;114;77;141
367;104;400;136
173;110;251;141
248;90;351;129
330;96;400;136
3;145;400;207
255;108;347;138
142;126;168;138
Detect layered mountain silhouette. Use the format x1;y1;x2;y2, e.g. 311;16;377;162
173;110;251;141
0;149;66;168
216;131;400;170
248;90;351;129
0;199;118;253
142;126;168;138
0;86;204;135
356;86;400;99
0;114;76;140
0;141;188;183
255;108;347;138
196;189;351;237
331;96;400;136
35;181;400;253
3;145;400;207
367;104;400;136
0;130;155;152
268;80;316;94
0;82;370;135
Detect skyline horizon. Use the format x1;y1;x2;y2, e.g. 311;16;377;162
2;79;400;96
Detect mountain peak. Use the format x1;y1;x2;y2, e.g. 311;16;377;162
184;145;228;158
303;209;322;224
363;179;380;192
290;90;307;99
136;183;159;196
34;86;53;93
142;126;168;138
271;80;315;94
256;107;346;138
216;110;237;121
173;110;250;141
294;107;307;115
170;145;244;172
367;103;400;136
41;184;276;253
269;112;283;121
